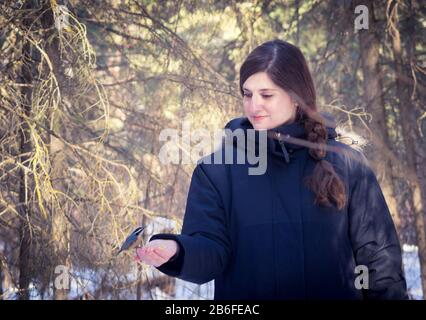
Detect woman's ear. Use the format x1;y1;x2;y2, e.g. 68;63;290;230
287;90;299;107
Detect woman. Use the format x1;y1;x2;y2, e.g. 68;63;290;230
135;39;408;300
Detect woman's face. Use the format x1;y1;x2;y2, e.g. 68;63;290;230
242;72;297;130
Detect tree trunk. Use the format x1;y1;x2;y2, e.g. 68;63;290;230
355;0;401;229
17;51;34;300
388;0;426;296
42;1;70;300
17;1;40;299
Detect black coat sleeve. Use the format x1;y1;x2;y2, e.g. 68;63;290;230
348;152;408;299
149;163;232;285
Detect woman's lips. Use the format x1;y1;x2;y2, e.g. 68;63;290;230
252;115;268;122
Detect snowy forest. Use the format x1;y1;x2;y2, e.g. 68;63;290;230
0;0;425;299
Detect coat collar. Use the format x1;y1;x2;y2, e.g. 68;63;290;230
224;112;338;163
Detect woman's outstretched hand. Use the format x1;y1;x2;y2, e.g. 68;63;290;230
135;239;179;267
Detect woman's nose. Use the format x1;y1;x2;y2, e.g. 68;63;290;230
250;95;263;113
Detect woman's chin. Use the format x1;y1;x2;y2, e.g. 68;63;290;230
251;122;273;131
250;119;270;130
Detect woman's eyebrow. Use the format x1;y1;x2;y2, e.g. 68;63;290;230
242;87;277;92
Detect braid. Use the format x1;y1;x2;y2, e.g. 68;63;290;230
303;115;346;210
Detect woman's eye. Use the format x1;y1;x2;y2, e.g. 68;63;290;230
243;93;272;98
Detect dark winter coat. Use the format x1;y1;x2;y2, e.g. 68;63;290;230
150;114;408;300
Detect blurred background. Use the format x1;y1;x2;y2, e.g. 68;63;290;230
0;0;425;299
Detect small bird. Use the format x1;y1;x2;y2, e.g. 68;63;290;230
117;226;145;255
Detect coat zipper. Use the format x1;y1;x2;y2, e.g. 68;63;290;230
276;133;291;163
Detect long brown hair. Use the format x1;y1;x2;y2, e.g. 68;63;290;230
239;39;346;210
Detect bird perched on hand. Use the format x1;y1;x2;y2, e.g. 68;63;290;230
117;226;145;255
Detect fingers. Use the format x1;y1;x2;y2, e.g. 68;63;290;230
135;247;168;267
152;247;168;260
134;240;178;267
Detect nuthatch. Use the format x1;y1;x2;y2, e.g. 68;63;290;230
117;226;145;255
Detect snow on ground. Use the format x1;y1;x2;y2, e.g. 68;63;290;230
402;244;423;300
1;214;423;300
